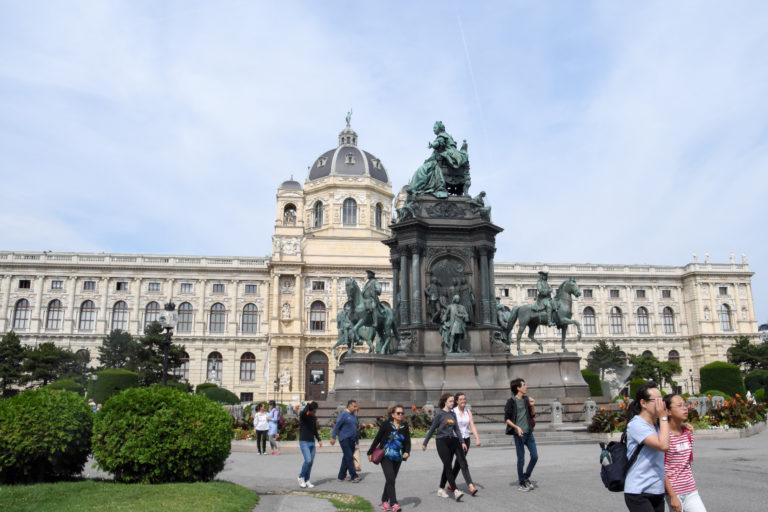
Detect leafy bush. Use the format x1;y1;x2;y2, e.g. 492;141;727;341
702;390;732;400
587;407;627;433
744;370;768;393
93;385;232;483
581;369;603;397
629;378;647;398
48;377;85;395
195;383;240;404
699;361;745;398
88;369;139;404
754;388;765;403
707;394;766;428
0;388;92;483
280;417;300;440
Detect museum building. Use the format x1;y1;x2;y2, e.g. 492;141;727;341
0;122;759;402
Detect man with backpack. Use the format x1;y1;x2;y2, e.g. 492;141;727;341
331;399;361;482
504;378;538;492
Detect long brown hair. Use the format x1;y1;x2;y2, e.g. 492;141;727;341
437;393;453;409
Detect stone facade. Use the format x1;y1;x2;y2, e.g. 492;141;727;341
0;125;759;401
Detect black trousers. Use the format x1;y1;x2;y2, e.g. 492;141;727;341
380;457;402;505
439;437;473;488
255;430;268;454
624;493;665;512
436;437;467;489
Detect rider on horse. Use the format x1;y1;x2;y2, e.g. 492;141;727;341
533;271;556;327
362;270;383;327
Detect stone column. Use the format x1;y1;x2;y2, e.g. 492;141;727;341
100;277;110;333
32;275;44;332
391;258;400;326
0;275;10;332
479;248;491;324
410;246;422;325
399;250;410;325
133;278;142;335
487;250;496;325
66;276;77;333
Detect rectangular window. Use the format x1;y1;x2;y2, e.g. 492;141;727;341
381;281;391;293
180;282;193;294
19;279;31;289
51;280;63;290
83;280;96;291
245;284;258;294
636;289;646;299
527;288;537;299
116;281;128;292
240;360;256;381
240;392;254;403
501;288;510;298
148;282;161;292
583;289;593;299
610;289;620;299
719;286;728;297
311;280;325;291
212;283;225;294
310;310;326;332
662;289;672;299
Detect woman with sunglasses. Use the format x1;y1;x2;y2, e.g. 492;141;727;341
368;404;411;512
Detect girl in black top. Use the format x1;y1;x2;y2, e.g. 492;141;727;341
368;404;411;512
297;401;323;488
422;393;466;501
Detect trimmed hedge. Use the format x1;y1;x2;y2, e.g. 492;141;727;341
744;370;768;393
629;378;647;398
93;385;232;483
48;378;85;395
196;383;240;404
88;369;139;404
699;361;745;398
581;369;603;397
0;388;92;483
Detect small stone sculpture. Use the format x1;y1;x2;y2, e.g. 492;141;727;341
441;295;469;353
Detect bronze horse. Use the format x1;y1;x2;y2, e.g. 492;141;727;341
344;278;399;354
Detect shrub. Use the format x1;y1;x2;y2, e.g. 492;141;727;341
581;369;603;397
88;369;139;404
629;378;647;398
93;385;232;483
48;377;85;395
587;408;627;433
702;390;732;400
744;370;768;393
699;361;745;398
755;388;765;403
196;383;240;404
707;394;767;428
0;388;92;483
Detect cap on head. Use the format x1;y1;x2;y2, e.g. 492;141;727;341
538;271;549;277
366;270;376;278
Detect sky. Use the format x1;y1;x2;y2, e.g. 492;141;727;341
1;1;767;320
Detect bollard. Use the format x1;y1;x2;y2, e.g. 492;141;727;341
550;399;563;426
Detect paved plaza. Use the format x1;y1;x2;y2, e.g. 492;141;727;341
218;430;768;512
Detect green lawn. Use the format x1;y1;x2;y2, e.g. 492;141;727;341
0;480;259;512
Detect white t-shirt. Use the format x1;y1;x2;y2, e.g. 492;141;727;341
453;407;471;439
254;411;269;431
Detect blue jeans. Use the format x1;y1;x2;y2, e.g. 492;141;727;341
337;438;359;480
299;441;316;481
513;431;538;484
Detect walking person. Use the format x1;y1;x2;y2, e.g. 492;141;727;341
330;399;361;482
440;392;480;496
267;400;281;455
298;401;323;488
504;378;538;491
664;394;707;512
422;393;466;501
368;404;411;511
253;403;269;455
623;382;669;512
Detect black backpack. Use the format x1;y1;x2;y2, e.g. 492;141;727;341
599;432;644;492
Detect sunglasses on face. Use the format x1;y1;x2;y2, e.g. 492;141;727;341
393;411;404;415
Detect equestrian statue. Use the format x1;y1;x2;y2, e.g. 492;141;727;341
343;271;399;354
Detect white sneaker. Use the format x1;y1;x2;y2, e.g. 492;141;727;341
453;489;464;502
298;477;307;488
437;488;449;498
305;481;315;488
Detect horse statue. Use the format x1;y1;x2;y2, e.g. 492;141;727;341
344;278;400;354
503;277;583;355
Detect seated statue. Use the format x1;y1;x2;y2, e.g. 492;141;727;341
408;121;470;198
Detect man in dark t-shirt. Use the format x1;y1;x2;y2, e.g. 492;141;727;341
504;378;539;492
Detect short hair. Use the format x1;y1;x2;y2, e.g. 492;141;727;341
347;399;358;407
510;378;526;395
388;404;405;417
306;401;319;412
437;392;453;409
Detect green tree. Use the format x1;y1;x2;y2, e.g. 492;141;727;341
97;330;137;369
21;342;77;386
0;332;25;394
132;322;187;386
628;353;681;390
727;335;768;373
586;340;626;379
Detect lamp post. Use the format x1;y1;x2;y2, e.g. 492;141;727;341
689;368;695;395
158;302;178;386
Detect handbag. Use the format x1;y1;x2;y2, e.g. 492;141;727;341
371;446;385;465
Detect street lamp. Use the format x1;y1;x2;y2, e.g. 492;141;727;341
689;368;695;395
158;302;178;386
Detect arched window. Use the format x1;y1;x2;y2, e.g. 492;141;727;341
342;198;357;226
309;301;326;332
45;299;63;330
609;307;623;335
172;351;190;381
719;304;732;332
375;202;383;229
177;302;193;332
642;350;654;359
662;307;675;334
583;307;596;334
240;352;256;381
12;298;30;330
111;301;128;331
636;307;649;334
207;351;223;383
79;300;96;331
283;203;297;226
242;303;259;333
313;201;324;228
144;301;160;327
668;350;680;366
209;303;226;333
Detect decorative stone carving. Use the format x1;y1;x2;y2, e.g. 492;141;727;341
424;201;467;219
280;276;295;293
281;303;291;319
550;399;563;425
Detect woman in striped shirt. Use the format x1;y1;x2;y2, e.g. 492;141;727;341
663;394;707;512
